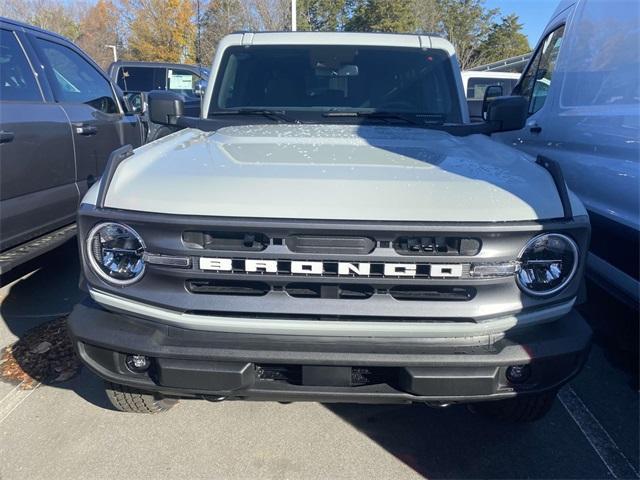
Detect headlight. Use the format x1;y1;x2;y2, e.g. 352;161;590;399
516;233;578;296
86;222;145;285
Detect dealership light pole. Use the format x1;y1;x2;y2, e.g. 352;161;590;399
105;44;118;62
291;0;297;31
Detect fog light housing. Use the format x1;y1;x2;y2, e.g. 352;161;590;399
126;354;150;373
506;364;531;384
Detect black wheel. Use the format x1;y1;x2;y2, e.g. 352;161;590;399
472;390;557;423
105;381;178;414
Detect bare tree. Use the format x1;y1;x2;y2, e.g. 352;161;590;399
1;0;88;41
200;0;251;62
248;0;291;31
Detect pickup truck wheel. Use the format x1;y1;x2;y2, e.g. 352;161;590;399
472;390;557;423
105;381;178;414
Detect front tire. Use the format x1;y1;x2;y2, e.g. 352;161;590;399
105;381;178;414
472;390;557;423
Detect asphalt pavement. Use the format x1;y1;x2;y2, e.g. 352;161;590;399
0;241;638;480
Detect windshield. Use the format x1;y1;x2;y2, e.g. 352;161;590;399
209;45;461;123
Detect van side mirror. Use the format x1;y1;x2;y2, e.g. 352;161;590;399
481;84;503;120
486;96;528;132
148;90;184;125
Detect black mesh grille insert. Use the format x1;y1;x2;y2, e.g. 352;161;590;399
183;231;269;251
394;236;481;256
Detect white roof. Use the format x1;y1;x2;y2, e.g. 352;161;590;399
461;71;521;80
224;31;456;56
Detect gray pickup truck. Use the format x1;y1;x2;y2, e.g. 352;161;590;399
0;18;144;275
68;32;591;422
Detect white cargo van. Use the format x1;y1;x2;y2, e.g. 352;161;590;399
493;0;639;305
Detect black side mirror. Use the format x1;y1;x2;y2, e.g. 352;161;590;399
481;84;503;120
148;90;184;125
193;80;207;97
486;96;528;132
124;92;146;114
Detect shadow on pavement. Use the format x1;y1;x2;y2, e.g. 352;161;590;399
0;239;117;411
0;240;83;336
578;280;639;390
325;400;611;479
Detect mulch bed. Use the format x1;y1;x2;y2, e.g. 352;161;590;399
0;318;82;389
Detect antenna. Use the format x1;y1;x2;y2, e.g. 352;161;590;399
291;0;297;31
196;0;204;116
196;0;202;67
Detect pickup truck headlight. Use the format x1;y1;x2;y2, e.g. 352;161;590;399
86;222;145;285
516;233;578;296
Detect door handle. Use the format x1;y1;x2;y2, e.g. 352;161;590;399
528;122;542;134
0;131;15;143
74;125;98;136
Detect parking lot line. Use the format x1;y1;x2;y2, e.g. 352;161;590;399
559;386;639;479
0;382;40;424
0;381;23;405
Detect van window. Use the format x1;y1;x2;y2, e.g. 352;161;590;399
117;66;166;92
560;3;639;107
36;38;118;113
518;25;565;115
466;77;517;100
0;30;42;102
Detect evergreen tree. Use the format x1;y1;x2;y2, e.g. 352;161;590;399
476;14;530;65
345;0;419;33
297;0;352;31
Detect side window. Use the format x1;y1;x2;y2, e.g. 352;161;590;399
35;38;118;113
0;29;42;102
167;69;200;97
467;77;514;100
117;66;166;92
518;25;565;115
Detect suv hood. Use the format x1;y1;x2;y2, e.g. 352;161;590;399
95;124;568;222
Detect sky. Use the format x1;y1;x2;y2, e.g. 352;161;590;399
483;0;562;47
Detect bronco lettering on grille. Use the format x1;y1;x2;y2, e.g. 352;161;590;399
198;258;463;278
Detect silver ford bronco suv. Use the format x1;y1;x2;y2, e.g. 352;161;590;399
68;32;591;421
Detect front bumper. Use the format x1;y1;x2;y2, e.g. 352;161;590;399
68;297;592;404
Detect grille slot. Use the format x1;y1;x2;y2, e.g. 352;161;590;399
183;231;269;251
285;283;374;300
187;280;270;296
389;286;475;301
394;236;481;256
286;235;375;254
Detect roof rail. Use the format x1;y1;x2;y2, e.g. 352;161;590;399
468;52;533;73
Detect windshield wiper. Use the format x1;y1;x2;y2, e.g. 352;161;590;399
322;111;445;127
210;109;296;123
